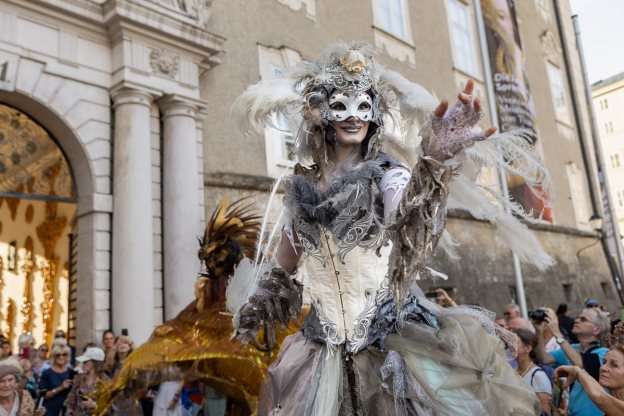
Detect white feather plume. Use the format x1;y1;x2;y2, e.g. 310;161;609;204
445;130;555;270
230;62;320;136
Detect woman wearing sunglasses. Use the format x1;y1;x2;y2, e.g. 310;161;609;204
39;345;73;416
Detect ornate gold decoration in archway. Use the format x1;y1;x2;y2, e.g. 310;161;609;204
25;204;34;224
37;201;67;259
0;104;75;201
36;200;67;344
18;237;35;335
5;298;15;342
39;258;60;346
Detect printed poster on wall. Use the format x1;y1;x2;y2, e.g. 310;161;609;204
481;0;552;222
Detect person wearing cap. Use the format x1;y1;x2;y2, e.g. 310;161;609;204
0;359;46;416
585;299;600;311
64;348;109;416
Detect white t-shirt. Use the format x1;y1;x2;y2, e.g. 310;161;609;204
523;366;551;394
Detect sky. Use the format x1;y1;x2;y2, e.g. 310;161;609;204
569;0;624;85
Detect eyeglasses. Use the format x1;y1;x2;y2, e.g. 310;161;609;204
57;353;68;357
504;312;511;316
40;349;48;352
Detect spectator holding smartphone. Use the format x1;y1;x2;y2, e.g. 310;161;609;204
64;348;109;416
534;308;610;416
39;345;73;416
17;334;38;399
0;359;46;416
554;344;624;415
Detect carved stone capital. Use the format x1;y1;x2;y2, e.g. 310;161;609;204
111;89;154;109
157;96;198;120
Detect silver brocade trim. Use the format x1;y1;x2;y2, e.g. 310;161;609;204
350;290;375;353
294;217;326;267
376;276;391;304
312;298;342;357
350;277;392;354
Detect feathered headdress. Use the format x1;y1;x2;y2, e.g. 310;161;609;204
231;40;440;168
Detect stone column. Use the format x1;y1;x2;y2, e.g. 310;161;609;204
111;89;155;343
159;97;201;319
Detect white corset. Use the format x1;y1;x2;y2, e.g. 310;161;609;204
304;230;391;348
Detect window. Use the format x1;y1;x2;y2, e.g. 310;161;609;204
600;101;603;110
257;45;303;176
270;65;297;168
546;62;571;124
509;286;517;305
566;162;590;226
563;284;578;303
448;0;477;75
601;282;614;300
615;188;624;209
610;152;622;170
376;0;407;39
605;121;615;134
604;98;609;109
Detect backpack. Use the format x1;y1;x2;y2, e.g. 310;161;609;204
530;365;554;388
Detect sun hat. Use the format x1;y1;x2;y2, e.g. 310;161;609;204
76;347;105;362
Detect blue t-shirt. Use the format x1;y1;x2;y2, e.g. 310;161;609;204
39;368;71;416
549;344;608;416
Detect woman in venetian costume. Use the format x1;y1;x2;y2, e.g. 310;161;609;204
227;41;553;416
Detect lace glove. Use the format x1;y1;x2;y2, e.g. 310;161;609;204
424;94;486;162
235;267;303;348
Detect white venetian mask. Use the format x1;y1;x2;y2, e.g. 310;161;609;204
328;92;373;122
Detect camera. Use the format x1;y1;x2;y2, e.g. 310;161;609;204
528;309;547;322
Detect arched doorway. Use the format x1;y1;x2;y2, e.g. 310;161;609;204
0;102;77;351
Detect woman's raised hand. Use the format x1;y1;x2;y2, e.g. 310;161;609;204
429;80;497;161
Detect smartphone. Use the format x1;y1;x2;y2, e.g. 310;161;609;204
551;379;563;411
121;328;128;336
79;394;89;402
19;347;30;360
620;306;624;322
37;390;47;408
425;290;438;300
68;369;78;380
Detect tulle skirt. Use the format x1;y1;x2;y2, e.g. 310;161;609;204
258;313;540;416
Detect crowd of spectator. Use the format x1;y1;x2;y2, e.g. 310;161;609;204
0;330;226;416
495;299;624;416
4;294;624;416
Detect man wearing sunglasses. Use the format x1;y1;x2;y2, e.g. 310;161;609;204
504;304;521;324
534;308;610;416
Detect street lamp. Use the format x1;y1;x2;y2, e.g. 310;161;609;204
577;214;604;257
589;214;603;232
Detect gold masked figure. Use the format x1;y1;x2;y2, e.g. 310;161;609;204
95;197;304;416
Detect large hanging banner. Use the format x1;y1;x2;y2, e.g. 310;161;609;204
481;0;552;221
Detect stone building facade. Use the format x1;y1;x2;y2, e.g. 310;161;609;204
592;72;624;238
0;0;618;351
